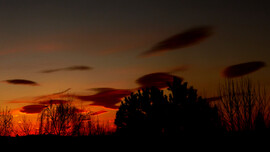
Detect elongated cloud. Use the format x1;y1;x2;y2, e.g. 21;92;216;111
20;105;47;114
40;65;92;73
20;104;85;114
140;26;213;57
221;61;266;78
2;79;39;86
73;88;131;109
90;110;107;116
39;99;69;105
136;72;183;89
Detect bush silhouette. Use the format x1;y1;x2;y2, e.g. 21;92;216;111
115;77;223;136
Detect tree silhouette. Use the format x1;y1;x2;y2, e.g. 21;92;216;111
0;107;13;136
115;77;222;136
218;78;270;133
18;115;34;136
38;102;92;136
167;78;223;135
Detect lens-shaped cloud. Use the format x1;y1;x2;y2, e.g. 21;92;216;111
136;72;183;89
40;65;92;73
20;104;86;114
90;110;107;116
2;79;39;86
74;88;131;109
20;105;47;114
221;61;266;78
39;99;69;105
140;26;213;57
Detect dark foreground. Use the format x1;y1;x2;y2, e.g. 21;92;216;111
0;131;269;145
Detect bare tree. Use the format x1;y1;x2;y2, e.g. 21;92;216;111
39;102;76;135
0;107;13;136
18;115;34;136
85;116;113;136
38;102;93;136
71;110;91;136
218;78;270;132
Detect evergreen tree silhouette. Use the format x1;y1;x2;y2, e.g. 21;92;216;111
115;77;223;136
168;78;223;135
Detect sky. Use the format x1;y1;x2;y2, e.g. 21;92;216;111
0;0;270;128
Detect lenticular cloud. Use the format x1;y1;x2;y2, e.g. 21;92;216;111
136;72;183;89
40;65;92;73
20;105;47;114
221;61;266;78
3;79;39;86
140;26;213;57
74;88;132;109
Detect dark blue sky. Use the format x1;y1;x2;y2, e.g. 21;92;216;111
0;0;269;119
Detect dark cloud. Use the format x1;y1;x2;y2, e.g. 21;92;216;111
140;26;213;57
90;110;107;116
73;89;131;109
65;66;92;71
2;79;39;86
20;105;47;114
136;72;183;89
40;65;92;73
20;103;84;114
39;99;69;105
221;61;266;78
74;108;88;113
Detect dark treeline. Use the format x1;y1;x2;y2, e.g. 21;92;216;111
115;77;270;136
115;77;223;136
0;77;270;139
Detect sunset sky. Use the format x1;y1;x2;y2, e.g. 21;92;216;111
0;0;269;127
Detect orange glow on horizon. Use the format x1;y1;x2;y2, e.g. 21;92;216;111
8;103;117;136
